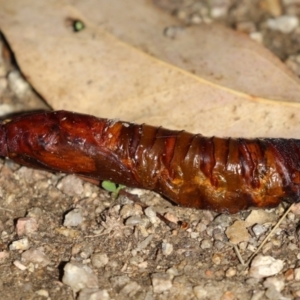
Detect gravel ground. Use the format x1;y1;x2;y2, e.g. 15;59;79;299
1;1;300;299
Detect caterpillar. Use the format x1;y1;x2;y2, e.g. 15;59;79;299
0;110;299;213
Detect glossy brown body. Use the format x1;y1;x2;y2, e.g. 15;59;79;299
0;110;299;213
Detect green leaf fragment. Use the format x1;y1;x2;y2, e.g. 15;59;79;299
73;20;85;32
101;180;126;198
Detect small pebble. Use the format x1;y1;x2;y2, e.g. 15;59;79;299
9;237;30;250
35;289;49;298
212;253;222;265
252;224;267;237
125;215;143;226
190;232;199;239
164;212;178;224
120;204;142;219
249;255;284;279
266;15;299;33
22;248;50;267
136;234;153;251
239;242;248;251
202;211;214;225
245;210;276;226
291;202;300;215
110;274;130;289
7;70;31;97
211;214;231;227
250;290;265;300
64;209;83;227
200;239;212;249
80;244;94;259
78;288;110;300
284;268;294;281
211;5;228;18
250;32;263;43
226;220;250;244
295;268;300;280
144;207;159;224
57;175;84;196
13;260;27;271
119;281;141;297
162;241;173;256
62;262;99;293
166;267;179;279
151;273;172;293
263;276;285;292
91;253;109;268
193;286;208;299
56;227;80;238
225;267;236;277
196;222;206;232
16;217;38;236
27;207;43;219
265;286;287;300
288;243;297;251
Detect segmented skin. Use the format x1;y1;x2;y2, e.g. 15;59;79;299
0;110;299;213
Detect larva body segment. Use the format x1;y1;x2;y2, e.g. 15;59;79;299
0;110;299;213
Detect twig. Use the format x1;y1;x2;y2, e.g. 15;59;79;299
243;203;295;266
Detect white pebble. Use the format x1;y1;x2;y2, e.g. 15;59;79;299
78;288;110;300
249;255;284;279
162;241;173;256
8;70;31;97
252;224;267;237
250;32;263;43
129;188;146;196
64;209;83;227
0;104;14;116
35;289;49;297
62;262;99;293
200;239;212;249
226;267;236;277
266;15;299;33
151;273;172;293
57;175;84;196
22;248;50;267
295;268;300;280
13;260;27;270
265;286;288;300
91;253;109;268
9;237;30;250
144;207;158;224
263;276;285;292
166;267;179;279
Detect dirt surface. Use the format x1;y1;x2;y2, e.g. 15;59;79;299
1;1;300;300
